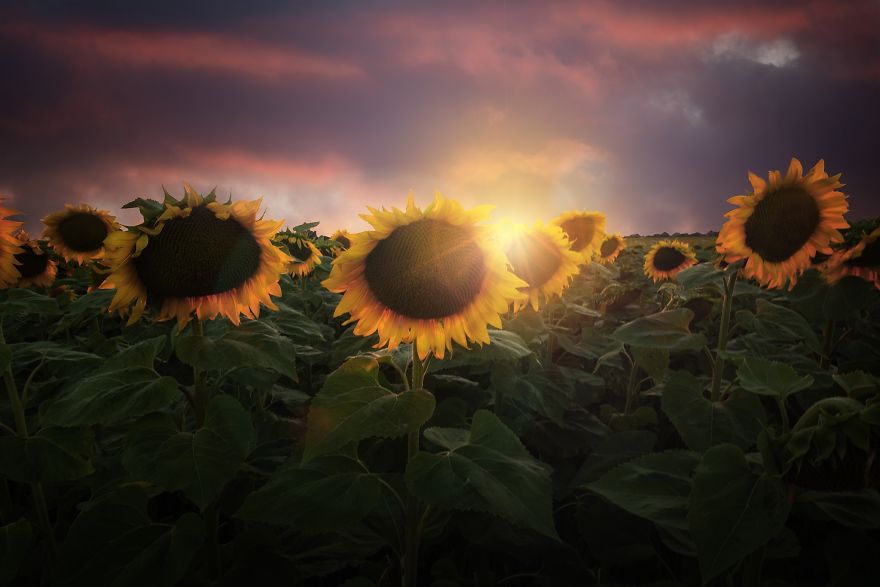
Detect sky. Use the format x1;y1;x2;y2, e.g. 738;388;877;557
1;0;878;236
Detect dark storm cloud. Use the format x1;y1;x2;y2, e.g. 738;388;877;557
0;0;878;234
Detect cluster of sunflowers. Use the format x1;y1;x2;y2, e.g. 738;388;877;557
0;156;876;362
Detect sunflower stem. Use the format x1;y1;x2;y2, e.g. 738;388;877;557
710;271;738;402
623;351;640;416
403;342;428;587
819;318;835;369
191;318;209;428
0;319;58;561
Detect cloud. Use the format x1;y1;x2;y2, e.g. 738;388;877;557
708;33;799;67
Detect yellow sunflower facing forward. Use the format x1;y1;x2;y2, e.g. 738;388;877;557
102;185;291;329
552;210;606;262
281;232;323;277
596;234;626;265
644;240;697;282
42;203;119;264
14;232;57;288
495;221;581;311
0;199;23;288
717;158;849;289
323;194;527;360
330;229;352;255
822;227;880;290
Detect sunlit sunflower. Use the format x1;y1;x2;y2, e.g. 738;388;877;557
717;158;849;289
822;227;880;289
42;203;119;264
101;184;291;329
0;199;23;288
281;232;323;277
330;229;352;255
495;221;581;311
324;194;528;360
14;232;57;288
552;210;606;262
596;233;626;264
644;240;697;282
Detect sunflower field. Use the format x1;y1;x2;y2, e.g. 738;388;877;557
0;158;879;587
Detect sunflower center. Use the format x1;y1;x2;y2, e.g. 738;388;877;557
364;219;486;319
848;238;880;268
133;205;262;298
600;237;620;258
57;212;109;252
288;240;313;262
744;187;820;263
336;234;351;249
15;248;49;279
652;246;687;271
505;233;561;288
560;218;596;252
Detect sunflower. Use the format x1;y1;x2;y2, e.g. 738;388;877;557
13;232;57;288
0;200;23;288
822;227;880;289
330;229;352;254
42;203;119;264
281;232;323;277
495;221;581;311
644;240;697;282
101;184;291;329
323;194;528;360
552;210;606;262
596;233;626;264
717;158;849;289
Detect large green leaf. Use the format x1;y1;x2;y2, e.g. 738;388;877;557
304;356;436;461
490;366;573;428
675;263;724;292
688;444;790;584
588;450;700;530
0;288;59;315
433;330;531;371
571;430;657;485
0;520;34;584
797;489;880;529
661;371;766;451
41;368;178;427
235;455;385;532
405;410;558;540
612;309;707;351
175;320;297;380
0;426;93;482
736;356;814;399
753;299;821;353
123;396;255;509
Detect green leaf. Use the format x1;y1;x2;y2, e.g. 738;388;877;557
797;489;880;529
0;520;34;584
0;344;9;372
661;371;766;452
0;288;59;315
175;321;297;381
42;368;178;427
270;305;332;346
405;410;558;540
675;263;724;292
0;426;93;482
490;366;573;428
753;300;821;353
736;356;814;399
122;197;166;222
433;330;531;371
235;455;384;532
571;430;657;485
588;450;700;530
304;356;436;461
123;396;255;509
834;371;880;401
631;346;669;380
98;336;168;372
612;309;707;351
688;444;790;584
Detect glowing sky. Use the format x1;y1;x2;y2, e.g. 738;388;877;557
2;0;878;235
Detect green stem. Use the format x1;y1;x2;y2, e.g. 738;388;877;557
740;546;765;587
0;479;13;522
403;341;428;587
819;318;834;369
204;501;221;579
776;397;790;434
710;272;738;402
191;319;208;428
623;352;640;416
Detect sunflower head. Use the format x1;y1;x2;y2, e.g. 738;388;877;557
0;199;23;288
552;210;606;262
644;240;698;282
278;230;323;278
13;232;57;288
330;229;353;255
42;203;119;264
821;226;880;290
494;220;581;311
596;233;626;265
717;158;849;289
323;194;527;359
101;184;291;329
